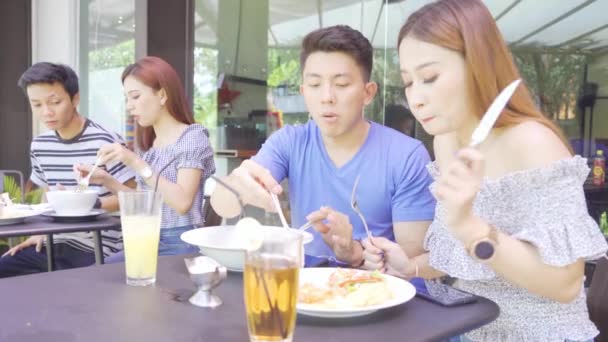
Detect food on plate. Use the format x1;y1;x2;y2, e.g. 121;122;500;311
299;269;393;308
0;193;27;219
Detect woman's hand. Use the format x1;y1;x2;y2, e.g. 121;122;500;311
97;143;139;167
307;206;361;265
362;237;412;278
432;148;485;242
74;163;111;186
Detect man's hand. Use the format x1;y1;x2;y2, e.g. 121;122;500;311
225;159;282;212
307;206;362;265
2;235;45;257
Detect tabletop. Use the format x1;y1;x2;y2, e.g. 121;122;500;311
0;254;499;342
0;214;121;238
0;214;121;268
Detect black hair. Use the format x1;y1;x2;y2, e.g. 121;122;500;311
300;25;373;81
17;62;79;99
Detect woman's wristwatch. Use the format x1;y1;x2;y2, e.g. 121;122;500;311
138;164;154;181
468;225;499;263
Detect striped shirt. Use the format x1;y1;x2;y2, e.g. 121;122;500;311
137;124;215;229
30;119;136;255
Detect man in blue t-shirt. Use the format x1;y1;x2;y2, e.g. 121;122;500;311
211;25;435;267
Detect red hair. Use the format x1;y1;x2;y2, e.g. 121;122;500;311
398;0;571;150
122;56;194;151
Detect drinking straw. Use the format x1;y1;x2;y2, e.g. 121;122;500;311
149;154;180;214
253;260;288;339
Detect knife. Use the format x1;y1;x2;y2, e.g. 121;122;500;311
469;79;521;147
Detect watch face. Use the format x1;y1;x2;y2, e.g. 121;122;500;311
140;166;153;179
474;241;495;260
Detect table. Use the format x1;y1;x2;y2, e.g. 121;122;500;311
0;215;121;270
0;255;500;342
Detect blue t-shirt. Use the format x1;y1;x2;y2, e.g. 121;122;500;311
253;120;436;258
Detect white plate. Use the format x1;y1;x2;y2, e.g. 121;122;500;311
296;268;416;318
0;204;51;226
42;209;106;218
0;211;41;226
41;209;106;223
181;225;314;272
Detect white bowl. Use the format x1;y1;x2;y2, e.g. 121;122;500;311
46;189;98;216
181;225;313;272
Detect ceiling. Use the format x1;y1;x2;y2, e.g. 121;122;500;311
88;0;608;55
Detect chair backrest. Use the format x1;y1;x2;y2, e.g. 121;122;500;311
202;195;222;227
588;256;608;342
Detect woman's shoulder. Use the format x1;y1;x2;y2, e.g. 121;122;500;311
499;120;571;171
179;123;210;142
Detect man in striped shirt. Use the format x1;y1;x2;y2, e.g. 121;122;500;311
0;62;136;277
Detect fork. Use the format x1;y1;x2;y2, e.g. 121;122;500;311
351;175;372;240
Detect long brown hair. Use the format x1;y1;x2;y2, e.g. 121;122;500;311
122;56;194;151
398;0;571;150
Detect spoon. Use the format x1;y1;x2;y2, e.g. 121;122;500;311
77;159;101;192
270;193;290;229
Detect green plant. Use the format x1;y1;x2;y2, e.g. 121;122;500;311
2;176;43;204
1;176;44;248
600;212;608;236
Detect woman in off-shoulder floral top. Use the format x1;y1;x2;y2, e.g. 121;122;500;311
361;0;608;341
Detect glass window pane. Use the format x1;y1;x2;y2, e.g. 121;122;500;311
86;0;135;143
193;0;432;172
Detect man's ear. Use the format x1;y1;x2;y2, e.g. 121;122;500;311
363;81;378;106
72;92;80;108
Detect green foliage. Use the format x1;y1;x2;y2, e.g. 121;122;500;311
268;59;300;88
2;176;43;204
193;47;219;130
25;188;44;205
1;176;43;248
513;51;587;121
89;39;135;71
601;212;608;235
2;176;22;203
268;49;301;93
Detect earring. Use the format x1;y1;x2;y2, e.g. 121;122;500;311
160;98;166;106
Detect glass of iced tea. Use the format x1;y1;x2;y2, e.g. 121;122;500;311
243;228;303;342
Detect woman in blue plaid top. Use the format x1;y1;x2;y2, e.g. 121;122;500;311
77;56;215;260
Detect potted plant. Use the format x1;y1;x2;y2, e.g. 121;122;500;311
600;212;608;242
0;176;44;255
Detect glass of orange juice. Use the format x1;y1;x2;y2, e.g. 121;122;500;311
243;228;303;342
118;190;162;286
